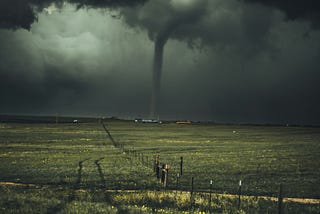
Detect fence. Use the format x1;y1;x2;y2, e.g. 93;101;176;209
99;122;315;213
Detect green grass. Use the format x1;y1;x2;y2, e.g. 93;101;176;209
0;121;319;213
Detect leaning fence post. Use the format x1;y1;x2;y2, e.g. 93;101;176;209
238;180;242;210
278;183;283;214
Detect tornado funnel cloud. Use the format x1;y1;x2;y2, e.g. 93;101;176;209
147;0;206;118
150;36;166;118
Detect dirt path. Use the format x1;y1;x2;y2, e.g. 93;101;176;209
220;193;320;204
1;181;319;205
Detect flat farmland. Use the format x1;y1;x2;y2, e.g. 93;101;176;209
0;121;319;213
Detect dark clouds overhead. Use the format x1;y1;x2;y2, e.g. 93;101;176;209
0;0;320;125
242;0;320;28
120;0;279;56
68;0;148;9
0;0;147;30
0;0;59;30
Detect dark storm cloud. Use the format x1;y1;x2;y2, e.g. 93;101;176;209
120;0;278;117
124;0;208;117
0;0;64;30
241;0;320;27
120;0;320;59
0;28;88;112
117;0;320;124
0;0;147;30
0;7;153;115
121;0;278;58
68;0;148;9
1;0;320;125
159;33;320;124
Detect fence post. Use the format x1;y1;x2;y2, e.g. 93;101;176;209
141;153;144;165
278;183;283;214
161;164;170;188
176;173;180;194
190;177;194;211
180;157;183;176
130;157;133;170
191;177;194;196
209;179;213;213
238;180;242;210
155;155;160;179
165;164;170;188
146;156;149;167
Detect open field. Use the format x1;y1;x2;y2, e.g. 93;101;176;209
0;119;319;213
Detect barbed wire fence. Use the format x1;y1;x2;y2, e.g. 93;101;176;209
99;122;315;213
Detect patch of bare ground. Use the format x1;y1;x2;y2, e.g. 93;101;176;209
1;182;319;204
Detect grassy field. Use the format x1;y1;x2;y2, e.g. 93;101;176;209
0;120;319;213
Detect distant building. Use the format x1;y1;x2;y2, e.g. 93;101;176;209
176;120;192;125
134;118;162;124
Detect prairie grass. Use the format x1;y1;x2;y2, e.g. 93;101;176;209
0;121;319;213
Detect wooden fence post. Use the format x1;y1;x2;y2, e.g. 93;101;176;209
190;177;194;210
180;157;183;176
155;155;160;179
161;164;166;185
191;177;194;196
146;156;149;167
176;173;180;194
238;180;242;210
209;180;213;213
141;153;144;165
278;184;283;214
161;164;170;188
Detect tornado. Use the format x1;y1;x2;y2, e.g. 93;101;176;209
148;0;205;118
149;29;171;119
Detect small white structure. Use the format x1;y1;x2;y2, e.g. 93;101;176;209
134;118;162;124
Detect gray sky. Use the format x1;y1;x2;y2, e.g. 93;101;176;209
1;0;320;125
